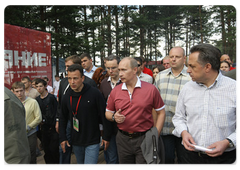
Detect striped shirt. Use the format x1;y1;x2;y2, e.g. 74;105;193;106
154;66;191;135
172;72;236;151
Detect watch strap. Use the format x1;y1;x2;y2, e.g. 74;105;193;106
112;113;115;122
226;138;234;148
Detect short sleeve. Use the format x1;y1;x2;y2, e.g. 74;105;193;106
152;86;165;111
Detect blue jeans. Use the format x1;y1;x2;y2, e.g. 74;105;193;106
59;120;72;164
104;135;119;164
72;144;99;164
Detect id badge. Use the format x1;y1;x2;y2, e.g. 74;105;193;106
73;117;79;132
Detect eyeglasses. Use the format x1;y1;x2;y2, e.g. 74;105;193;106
106;67;117;70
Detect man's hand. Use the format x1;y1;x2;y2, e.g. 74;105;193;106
101;140;110;151
55;121;59;133
114;109;125;124
205;139;229;157
61;140;70;153
181;130;196;151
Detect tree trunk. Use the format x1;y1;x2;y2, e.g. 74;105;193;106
220;7;226;53
139;5;145;57
107;5;112;56
91;6;96;65
114;6;119;56
100;6;105;67
226;8;232;57
54;7;59;75
84;6;89;53
199;5;203;43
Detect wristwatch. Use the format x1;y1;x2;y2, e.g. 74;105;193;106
112;114;115;122
226;138;234;148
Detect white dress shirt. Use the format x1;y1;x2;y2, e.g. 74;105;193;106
172;72;236;151
139;72;153;84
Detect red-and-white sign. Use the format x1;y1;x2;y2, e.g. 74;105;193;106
4;24;52;89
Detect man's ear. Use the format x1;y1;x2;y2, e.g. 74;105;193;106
133;66;138;75
205;63;212;73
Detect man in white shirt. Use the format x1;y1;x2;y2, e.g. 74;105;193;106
172;43;236;164
43;77;53;94
53;75;61;99
134;57;153;84
80;53;97;79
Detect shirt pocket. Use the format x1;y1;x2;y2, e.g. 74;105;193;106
214;107;234;129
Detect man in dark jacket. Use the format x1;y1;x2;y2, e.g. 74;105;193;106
100;55;121;164
59;64;111;164
36;79;59;164
56;55;97;164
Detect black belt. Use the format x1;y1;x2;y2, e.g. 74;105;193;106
197;151;207;157
119;129;148;138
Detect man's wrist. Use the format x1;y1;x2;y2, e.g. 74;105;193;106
112;113;115;122
181;130;188;137
226;138;234;148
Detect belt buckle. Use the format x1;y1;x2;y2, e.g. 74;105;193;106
128;132;134;138
198;151;205;157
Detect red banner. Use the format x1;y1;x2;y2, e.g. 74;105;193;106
4;24;52;89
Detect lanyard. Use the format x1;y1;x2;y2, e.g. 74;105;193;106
70;95;82;116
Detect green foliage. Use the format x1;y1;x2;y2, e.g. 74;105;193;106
5;5;236;71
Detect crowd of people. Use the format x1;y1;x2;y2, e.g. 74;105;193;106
4;43;236;164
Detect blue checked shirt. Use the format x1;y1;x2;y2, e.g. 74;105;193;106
154;66;191;135
172;72;236;151
83;65;97;78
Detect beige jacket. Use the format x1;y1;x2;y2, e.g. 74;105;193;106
22;97;42;136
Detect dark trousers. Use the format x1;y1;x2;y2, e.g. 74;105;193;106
36;125;42;142
116;130;146;164
104;135;119;164
179;143;236;164
59;120;72;164
28;132;37;164
161;134;183;163
41;126;59;164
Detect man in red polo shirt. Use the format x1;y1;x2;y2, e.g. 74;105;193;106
105;57;165;164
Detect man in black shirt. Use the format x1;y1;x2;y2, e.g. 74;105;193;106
36;79;59;164
59;64;111;164
56;55;97;164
